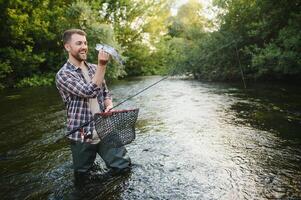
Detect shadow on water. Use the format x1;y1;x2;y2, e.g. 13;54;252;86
223;82;301;140
70;170;132;200
0;77;300;199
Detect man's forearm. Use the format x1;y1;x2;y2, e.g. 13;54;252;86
92;65;106;87
93;50;110;87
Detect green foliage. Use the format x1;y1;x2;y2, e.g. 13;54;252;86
0;0;300;89
63;1;125;79
0;0;68;88
15;73;55;88
100;0;172;76
167;0;301;82
0;0;172;88
0;61;12;89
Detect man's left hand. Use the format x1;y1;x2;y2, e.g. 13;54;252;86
104;105;113;112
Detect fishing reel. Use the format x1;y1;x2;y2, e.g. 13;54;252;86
95;44;124;66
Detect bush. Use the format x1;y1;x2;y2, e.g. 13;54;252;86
15;73;55;88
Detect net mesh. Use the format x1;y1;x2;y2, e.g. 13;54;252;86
94;108;139;147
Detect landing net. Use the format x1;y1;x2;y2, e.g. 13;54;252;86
94;109;139;147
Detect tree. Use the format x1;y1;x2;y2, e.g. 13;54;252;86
0;0;70;87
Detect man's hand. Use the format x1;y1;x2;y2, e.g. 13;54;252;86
98;50;110;66
104;99;113;112
92;51;109;87
104;105;113;112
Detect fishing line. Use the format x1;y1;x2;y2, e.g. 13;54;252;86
235;43;247;89
194;37;246;88
63;72;174;139
59;38;245;141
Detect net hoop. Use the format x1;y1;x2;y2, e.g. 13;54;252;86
94;108;139;147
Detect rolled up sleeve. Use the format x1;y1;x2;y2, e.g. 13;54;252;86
56;70;101;98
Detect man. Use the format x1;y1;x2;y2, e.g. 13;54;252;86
55;29;131;179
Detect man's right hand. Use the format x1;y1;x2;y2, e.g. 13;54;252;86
98;50;110;66
93;50;110;87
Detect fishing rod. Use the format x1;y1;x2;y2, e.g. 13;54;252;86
54;45;175;143
62;73;173;139
58;38;245;141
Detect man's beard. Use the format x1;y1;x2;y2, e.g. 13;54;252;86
71;51;87;62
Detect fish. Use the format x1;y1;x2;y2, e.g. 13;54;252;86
95;44;124;66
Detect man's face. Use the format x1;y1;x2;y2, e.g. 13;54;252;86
65;34;88;62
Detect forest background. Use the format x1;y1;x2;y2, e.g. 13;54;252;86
0;0;300;89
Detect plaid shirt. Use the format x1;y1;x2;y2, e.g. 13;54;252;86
55;60;112;141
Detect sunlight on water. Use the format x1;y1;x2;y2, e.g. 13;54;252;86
0;77;300;199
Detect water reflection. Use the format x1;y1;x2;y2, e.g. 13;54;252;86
0;77;300;199
224;83;301;139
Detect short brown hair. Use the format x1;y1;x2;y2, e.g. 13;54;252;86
62;29;86;44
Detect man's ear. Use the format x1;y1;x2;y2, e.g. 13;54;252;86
64;43;70;52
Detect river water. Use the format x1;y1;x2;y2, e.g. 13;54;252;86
0;76;300;199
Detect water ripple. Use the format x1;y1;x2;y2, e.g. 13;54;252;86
0;78;300;199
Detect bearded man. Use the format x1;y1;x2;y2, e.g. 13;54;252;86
55;29;131;179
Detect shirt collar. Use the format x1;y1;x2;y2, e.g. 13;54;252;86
67;60;90;71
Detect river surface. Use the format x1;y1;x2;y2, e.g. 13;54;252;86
0;76;300;199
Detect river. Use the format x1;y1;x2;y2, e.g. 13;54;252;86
0;76;300;199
